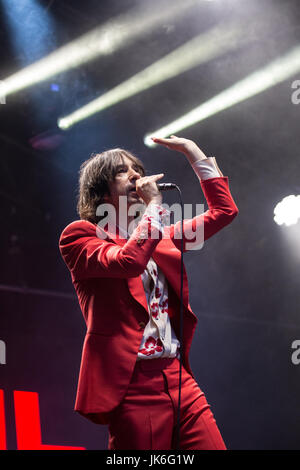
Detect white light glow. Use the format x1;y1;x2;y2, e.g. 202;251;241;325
144;45;300;147
2;0;56;66
58;23;242;129
1;0;201;98
274;195;300;227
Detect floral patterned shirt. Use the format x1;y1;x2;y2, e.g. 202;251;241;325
123;157;221;360
137;255;180;360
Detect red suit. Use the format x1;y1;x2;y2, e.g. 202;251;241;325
59;176;238;431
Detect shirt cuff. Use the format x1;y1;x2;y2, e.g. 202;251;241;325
192;157;221;181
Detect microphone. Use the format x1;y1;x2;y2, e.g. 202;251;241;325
157;183;177;190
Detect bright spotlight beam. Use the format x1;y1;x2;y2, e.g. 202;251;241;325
2;0;200;98
144;45;300;147
58;23;242;129
2;0;56;66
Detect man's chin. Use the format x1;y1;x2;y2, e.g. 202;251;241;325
128;195;145;211
128;192;142;202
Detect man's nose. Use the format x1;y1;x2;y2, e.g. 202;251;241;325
129;169;141;182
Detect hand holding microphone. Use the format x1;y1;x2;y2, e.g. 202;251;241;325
135;173;164;206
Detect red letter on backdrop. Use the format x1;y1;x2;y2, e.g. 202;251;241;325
14;391;85;450
0;390;6;450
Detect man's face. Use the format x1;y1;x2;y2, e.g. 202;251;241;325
104;155;144;209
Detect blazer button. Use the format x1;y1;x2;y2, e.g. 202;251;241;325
138;321;146;330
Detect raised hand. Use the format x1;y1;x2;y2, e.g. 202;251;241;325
151;135;195;154
151;135;207;163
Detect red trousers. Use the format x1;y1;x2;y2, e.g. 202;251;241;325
108;357;226;450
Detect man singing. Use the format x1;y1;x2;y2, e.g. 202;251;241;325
59;135;238;450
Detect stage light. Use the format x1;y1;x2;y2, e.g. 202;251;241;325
0;82;6;105
2;0;200;98
50;84;60;92
57;23;242;130
274;195;300;227
144;45;300;147
1;0;56;66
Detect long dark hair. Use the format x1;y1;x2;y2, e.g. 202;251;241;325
77;148;145;223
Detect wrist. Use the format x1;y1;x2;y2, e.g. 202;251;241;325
184;143;207;164
147;196;163;206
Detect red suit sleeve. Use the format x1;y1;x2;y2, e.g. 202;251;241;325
166;176;238;252
59;213;163;281
59;176;238;279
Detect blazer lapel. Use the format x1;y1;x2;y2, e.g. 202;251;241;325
101;224;149;316
98;224;193;319
151;238;190;309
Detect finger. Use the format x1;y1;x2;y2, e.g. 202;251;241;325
152;134;178;140
138;173;164;184
150;173;164;181
151;136;174;143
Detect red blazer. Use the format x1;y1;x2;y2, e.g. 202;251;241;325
59;176;238;425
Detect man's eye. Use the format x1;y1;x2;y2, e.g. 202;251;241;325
117;167;127;173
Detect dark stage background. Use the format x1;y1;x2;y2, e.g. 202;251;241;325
0;0;300;450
